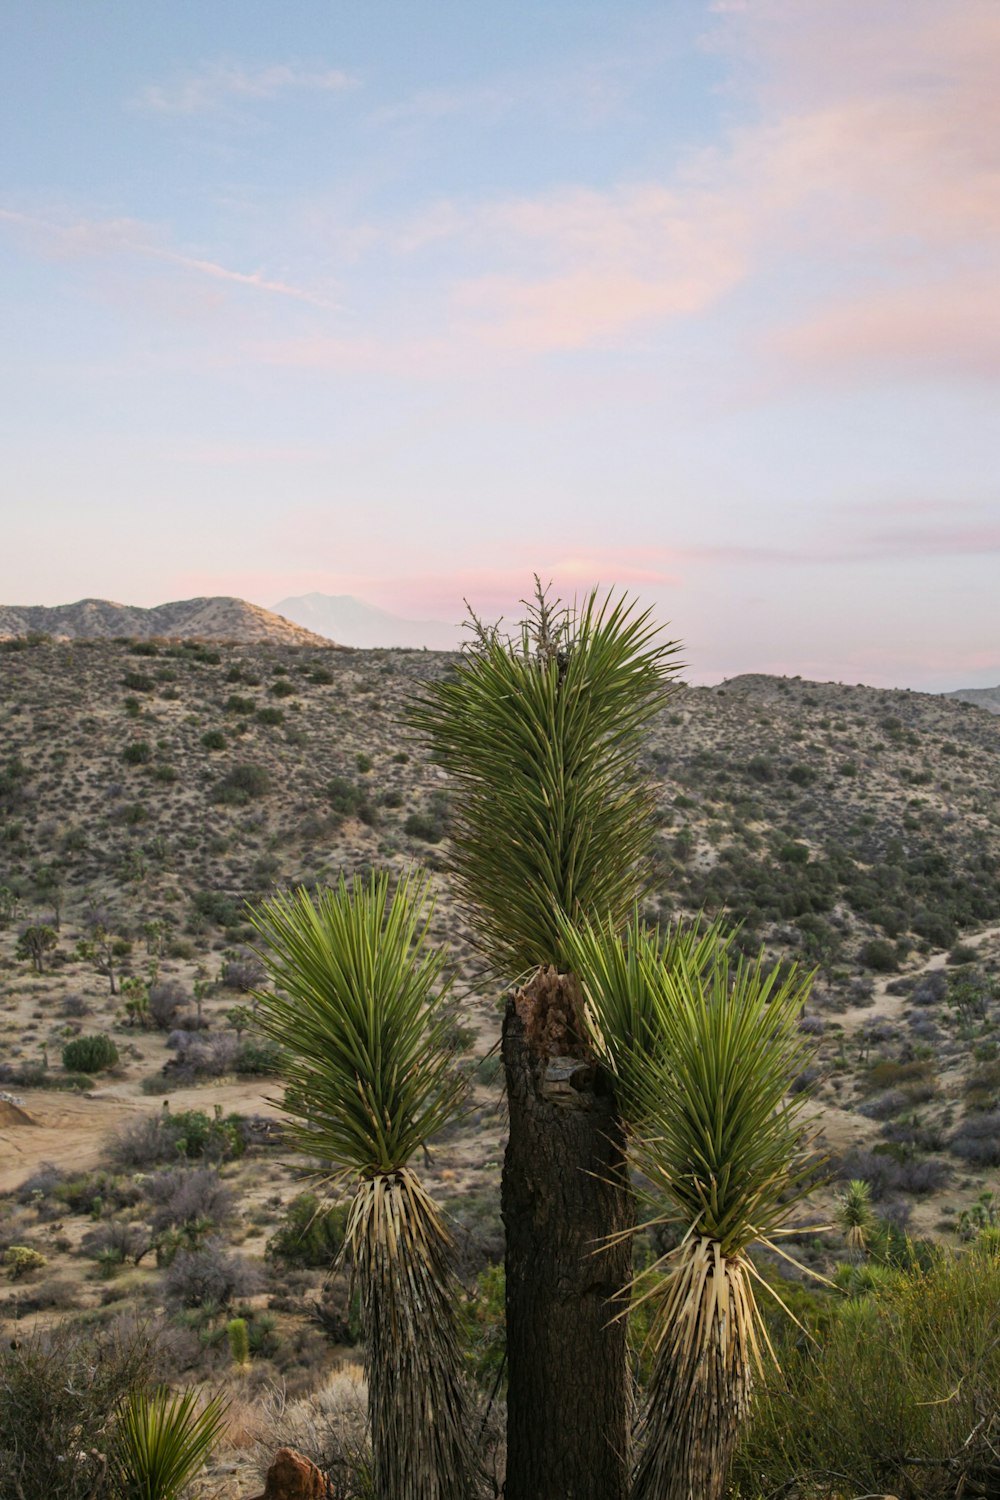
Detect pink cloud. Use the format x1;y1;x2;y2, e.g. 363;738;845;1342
773;275;1000;379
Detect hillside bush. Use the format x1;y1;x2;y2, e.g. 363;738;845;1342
163;1239;261;1309
951;1111;1000;1167
108;1107;247;1168
212;763;271;805
266;1192;348;1268
734;1248;1000;1500
122;740;152;765
62;1033;119;1073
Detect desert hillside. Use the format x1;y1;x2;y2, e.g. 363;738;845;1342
0;596;336;648
1;633;998;1494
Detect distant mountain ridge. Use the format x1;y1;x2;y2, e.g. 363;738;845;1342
945;685;1000;715
0;597;336;648
273;592;462;651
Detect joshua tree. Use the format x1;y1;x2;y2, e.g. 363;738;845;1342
564;919;818;1500
16;923;58;973
412;582;682;1500
249;871;474;1500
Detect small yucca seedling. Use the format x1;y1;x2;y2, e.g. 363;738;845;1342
112;1386;228;1500
837;1178;875;1255
249;870;473;1500
226;1316;250;1368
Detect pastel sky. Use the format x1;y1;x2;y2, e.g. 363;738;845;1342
2;0;998;690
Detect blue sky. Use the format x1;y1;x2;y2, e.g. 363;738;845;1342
2;0;998;689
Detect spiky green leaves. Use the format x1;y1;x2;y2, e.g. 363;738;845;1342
248;870;464;1179
112;1386;228;1500
411;585;682;978
559;909;734;1120
623;943;818;1254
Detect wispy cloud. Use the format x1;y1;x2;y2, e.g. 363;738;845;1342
133;60;358;116
0;207;338;310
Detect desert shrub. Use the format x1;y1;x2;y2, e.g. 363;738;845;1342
201;729;227;751
142;1166;235;1233
62;1033;119;1073
0;1322;159;1500
191;888;243;929
327;776;361;817
226;694;256;714
235;1037;283;1074
36;1167;142;1216
310;665;334;685
122;740;153;765
81;1218;153;1271
108;1107;246;1168
5;1245;47;1280
220;948;266;991
256;706;285;726
163;1238;261;1309
950;1111;1000;1167
860;939;898;972
734;1248;1000;1500
212;763;271;805
148;980;186;1030
745;754;776;783
881;1118;946;1153
911;970;948;1006
863;1058;934;1093
266;1193;348;1268
839;1147;950;1199
166;1032;240;1081
122;670;154;692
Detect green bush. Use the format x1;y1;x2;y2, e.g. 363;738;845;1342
122;740;153;765
212;764;271;805
269;678;295;698
5;1245;47;1280
255;706;285;726
109;1107;247;1168
860;938;898;972
265;1192;348;1267
225;694;256;714
201;729;227;751
62;1033;119;1073
235;1038;283;1075
734;1247;1000;1500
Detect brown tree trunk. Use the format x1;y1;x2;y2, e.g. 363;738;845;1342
501;971;633;1500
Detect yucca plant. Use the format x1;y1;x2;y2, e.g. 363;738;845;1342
836;1178;875;1257
412;581;683;1500
248;870;473;1500
412;580;681;980
111;1386;228;1500
558;908;735;1120
612;942;820;1500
